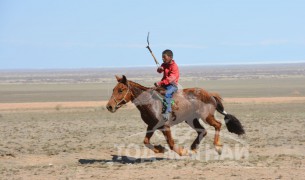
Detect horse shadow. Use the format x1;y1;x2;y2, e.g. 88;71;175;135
79;155;170;165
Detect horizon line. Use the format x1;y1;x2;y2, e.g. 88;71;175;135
1;61;305;71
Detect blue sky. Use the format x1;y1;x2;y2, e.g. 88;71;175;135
1;0;305;69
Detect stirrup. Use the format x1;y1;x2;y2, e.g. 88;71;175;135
162;113;171;121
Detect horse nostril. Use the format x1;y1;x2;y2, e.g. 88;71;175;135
106;105;112;111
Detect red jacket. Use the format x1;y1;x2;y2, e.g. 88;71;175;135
157;60;180;86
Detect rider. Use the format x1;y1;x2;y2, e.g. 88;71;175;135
154;49;180;121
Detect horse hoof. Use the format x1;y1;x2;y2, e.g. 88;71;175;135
191;149;197;154
178;149;189;156
153;145;166;153
188;149;198;158
215;145;222;155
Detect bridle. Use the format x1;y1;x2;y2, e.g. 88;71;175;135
111;82;134;109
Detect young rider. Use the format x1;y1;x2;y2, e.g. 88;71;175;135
154;49;180;121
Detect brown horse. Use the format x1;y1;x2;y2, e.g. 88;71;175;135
106;75;244;156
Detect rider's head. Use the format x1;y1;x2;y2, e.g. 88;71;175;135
162;49;173;64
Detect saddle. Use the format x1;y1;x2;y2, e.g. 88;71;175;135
152;86;167;96
150;86;177;112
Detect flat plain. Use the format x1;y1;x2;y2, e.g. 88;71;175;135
0;63;305;179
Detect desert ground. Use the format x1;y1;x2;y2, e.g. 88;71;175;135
0;63;305;179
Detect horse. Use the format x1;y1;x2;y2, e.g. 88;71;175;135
106;75;245;156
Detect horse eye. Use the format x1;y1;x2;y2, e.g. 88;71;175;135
118;89;123;93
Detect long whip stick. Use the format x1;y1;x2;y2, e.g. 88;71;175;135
146;32;160;67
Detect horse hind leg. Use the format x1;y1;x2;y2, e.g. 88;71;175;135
143;126;166;153
185;118;207;153
204;114;223;154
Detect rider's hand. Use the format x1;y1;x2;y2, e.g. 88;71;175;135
154;82;160;87
157;66;164;73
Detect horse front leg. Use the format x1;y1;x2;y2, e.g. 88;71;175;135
143;126;166;153
161;125;188;156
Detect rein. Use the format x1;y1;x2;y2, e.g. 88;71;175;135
150;89;164;101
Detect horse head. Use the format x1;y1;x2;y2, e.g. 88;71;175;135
106;75;133;113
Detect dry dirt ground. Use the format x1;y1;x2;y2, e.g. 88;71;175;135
0;98;304;180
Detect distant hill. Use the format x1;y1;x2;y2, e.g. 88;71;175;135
0;63;304;84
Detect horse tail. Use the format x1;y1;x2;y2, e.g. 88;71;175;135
211;94;245;135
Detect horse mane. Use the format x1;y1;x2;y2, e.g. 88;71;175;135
128;80;151;91
128;80;167;94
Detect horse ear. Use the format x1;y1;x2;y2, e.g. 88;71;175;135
122;75;128;85
115;75;122;82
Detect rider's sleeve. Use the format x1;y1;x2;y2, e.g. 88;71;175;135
158;63;179;86
157;63;165;73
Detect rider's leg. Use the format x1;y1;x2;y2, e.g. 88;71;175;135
164;84;178;113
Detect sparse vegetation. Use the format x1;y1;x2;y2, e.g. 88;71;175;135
0;64;304;179
55;104;62;111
